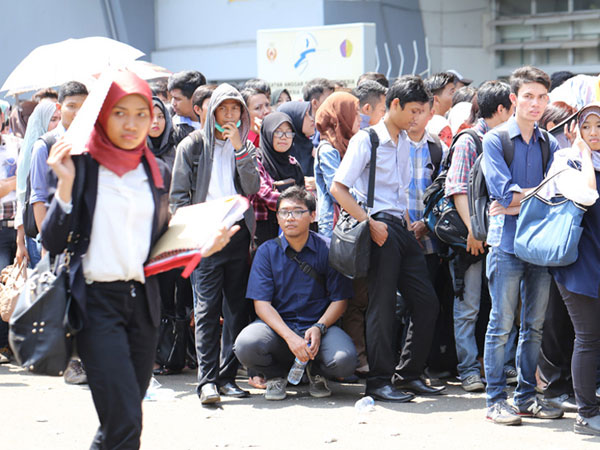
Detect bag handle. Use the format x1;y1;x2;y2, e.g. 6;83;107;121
520;168;569;203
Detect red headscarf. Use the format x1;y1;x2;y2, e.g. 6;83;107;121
315;92;359;159
86;70;164;188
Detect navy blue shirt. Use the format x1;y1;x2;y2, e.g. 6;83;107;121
246;231;352;332
482;116;559;254
551;171;600;298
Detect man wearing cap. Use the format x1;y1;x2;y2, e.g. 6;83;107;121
447;70;473;89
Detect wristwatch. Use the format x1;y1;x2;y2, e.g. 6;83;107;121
312;322;328;336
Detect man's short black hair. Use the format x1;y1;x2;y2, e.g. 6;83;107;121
191;84;216;110
550;71;575;92
32;88;58;102
476;80;512;119
452;86;477;107
276;186;316;213
386;75;432;110
167;70;206;98
302;78;335;102
509;66;551;95
240;87;264;105
243;78;271;98
353;80;387;108
424;72;457;96
357;72;389;88
149;79;168;99
58;81;88;103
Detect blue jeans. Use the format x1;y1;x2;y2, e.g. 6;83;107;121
452;260;483;379
484;247;551;407
26;236;41;268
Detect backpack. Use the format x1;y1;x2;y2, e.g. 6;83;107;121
23;132;58;239
423;129;480;250
468;128;550;242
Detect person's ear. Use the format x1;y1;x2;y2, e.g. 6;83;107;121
361;103;372;116
509;92;517;107
310;210;316;222
193;105;202;120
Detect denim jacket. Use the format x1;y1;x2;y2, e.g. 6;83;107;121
314;141;341;238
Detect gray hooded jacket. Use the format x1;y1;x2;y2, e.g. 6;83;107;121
169;83;260;235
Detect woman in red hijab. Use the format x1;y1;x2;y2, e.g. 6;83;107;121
41;71;233;449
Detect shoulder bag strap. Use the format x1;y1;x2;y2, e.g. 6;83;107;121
366;128;379;209
276;237;326;288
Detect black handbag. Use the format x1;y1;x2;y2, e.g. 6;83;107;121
155;315;187;372
8;253;82;376
328;128;379;279
9;165;84;376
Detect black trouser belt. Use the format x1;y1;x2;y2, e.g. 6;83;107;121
372;212;407;228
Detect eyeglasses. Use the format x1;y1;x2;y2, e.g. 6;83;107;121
276;209;309;219
273;131;295;139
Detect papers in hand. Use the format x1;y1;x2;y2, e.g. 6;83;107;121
144;195;249;278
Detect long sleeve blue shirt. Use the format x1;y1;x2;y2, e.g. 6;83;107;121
482;116;559;254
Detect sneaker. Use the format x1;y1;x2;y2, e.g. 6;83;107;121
265;378;287;401
545;393;577;413
462;374;485;392
504;367;518;385
63;359;87;385
513;397;564;419
306;364;332;398
486;400;522;425
0;346;12;364
575;414;600;436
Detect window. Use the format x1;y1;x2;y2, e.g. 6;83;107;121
573;47;600;64
499;25;532;43
537;0;568;13
498;0;531;16
574;0;600;10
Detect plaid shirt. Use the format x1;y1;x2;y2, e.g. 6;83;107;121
445;118;489;197
250;155;280;222
408;132;448;254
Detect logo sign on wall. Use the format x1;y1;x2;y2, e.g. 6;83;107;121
257;23;376;99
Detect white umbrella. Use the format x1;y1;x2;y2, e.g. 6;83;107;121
126;61;172;81
1;36;145;96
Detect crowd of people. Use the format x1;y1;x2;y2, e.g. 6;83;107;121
1;62;600;448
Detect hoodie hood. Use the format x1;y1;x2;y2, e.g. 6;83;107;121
203;83;251;152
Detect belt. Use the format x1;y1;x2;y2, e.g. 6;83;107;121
372;212;407;228
86;280;143;298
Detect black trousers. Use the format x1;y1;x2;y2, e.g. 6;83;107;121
539;279;574;398
77;281;158;450
557;282;600;418
191;224;251;390
366;217;439;389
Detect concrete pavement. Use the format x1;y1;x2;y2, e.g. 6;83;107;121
1;363;598;450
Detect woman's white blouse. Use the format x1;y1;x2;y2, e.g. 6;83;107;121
538;147;599;207
80;164;154;283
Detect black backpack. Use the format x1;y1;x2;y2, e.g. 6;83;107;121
23;132;58;239
468;128;550;242
422;129;480;250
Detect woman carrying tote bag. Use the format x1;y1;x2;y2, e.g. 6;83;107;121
42;70;235;449
542;103;600;436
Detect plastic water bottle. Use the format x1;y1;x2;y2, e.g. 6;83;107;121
287;358;309;385
487;214;505;247
355;396;375;423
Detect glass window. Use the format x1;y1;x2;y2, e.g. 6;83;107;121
500;49;526;66
499;0;531;16
573;21;600;40
537;0;568;13
539;23;571;41
574;0;600;10
547;49;569;64
498;25;532;43
573;47;600;64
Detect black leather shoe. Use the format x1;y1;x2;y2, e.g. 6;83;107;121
545;393;577;413
199;383;221;405
219;381;249;398
394;378;446;395
365;384;415;403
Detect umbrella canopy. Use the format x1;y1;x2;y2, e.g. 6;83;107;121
126;61;171;81
1;36;144;96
